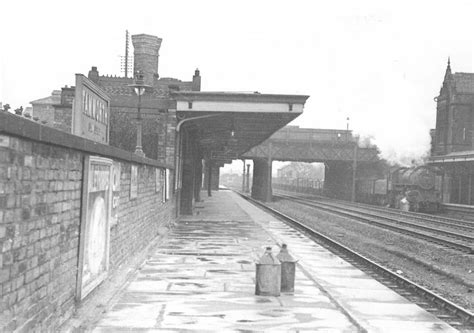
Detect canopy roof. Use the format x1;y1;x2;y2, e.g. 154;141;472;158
172;91;309;164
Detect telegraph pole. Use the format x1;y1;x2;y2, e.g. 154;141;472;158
125;30;129;78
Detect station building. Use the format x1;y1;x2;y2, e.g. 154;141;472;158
0;32;309;331
30;33;309;215
429;59;474;205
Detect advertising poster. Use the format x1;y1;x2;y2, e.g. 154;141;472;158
159;169;166;202
165;168;171;201
130;165;138;199
110;161;121;226
77;156;112;300
155;168;161;193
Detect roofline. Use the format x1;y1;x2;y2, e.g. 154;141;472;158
170;91;310;104
76;74;111;102
278;127;352;133
30;96;60;105
429;154;474;163
30;90;61;104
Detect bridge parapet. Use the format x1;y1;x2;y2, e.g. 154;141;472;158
269;126;357;143
242;126;379;163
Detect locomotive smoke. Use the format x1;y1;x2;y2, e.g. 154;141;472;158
356;128;432;167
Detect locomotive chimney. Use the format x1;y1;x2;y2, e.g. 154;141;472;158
132;34;162;86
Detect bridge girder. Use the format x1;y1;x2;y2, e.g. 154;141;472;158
242;141;379;163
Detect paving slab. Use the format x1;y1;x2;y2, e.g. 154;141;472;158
93;190;457;332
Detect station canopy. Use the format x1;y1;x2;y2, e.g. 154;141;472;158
171;91;310;164
429;150;474;164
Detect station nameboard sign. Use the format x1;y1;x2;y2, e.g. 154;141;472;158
73;74;111;144
211;151;239;161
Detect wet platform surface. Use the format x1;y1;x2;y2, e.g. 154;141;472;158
93;190;457;332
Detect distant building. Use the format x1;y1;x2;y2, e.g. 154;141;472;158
30;33;199;164
30;90;62;129
277;162;324;180
88;34;201;164
431;59;474;156
277;164;297;179
429;59;474;205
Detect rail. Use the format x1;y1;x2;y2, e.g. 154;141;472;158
275;192;474;254
236;191;474;327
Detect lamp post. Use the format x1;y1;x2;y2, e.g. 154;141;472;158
129;71;151;156
346;117;350;141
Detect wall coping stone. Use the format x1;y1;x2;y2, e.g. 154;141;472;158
0;112;174;169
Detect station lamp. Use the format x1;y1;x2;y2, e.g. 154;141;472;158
229;118;237;144
128;71;151;157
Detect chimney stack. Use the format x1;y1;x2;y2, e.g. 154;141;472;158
192;68;201;91
88;66;99;83
132;34;162;86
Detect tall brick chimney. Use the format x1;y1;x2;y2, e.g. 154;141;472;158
192;69;201;91
132;34;162;86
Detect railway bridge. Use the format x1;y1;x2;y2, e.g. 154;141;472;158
241;126;380;201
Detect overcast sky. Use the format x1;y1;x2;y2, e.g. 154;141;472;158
1;0;473;166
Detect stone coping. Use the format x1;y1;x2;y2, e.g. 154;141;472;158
0;112;174;169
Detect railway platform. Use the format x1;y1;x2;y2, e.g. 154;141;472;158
91;190;457;332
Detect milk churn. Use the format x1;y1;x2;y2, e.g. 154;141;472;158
277;244;297;292
255;247;281;296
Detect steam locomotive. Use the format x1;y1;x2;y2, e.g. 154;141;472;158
356;166;442;213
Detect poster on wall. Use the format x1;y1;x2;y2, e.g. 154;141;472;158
110;161;121;226
155;168;161;193
165;168;171;201
160;169;166;202
77;156;112;300
130;165;138;199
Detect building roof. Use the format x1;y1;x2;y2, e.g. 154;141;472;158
278;164;294;172
30;90;61;105
172;91;310;104
97;75;194;98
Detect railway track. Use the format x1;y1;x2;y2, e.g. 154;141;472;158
275;189;474;231
237;192;474;329
443;203;474;221
302;191;474;230
275;192;474;254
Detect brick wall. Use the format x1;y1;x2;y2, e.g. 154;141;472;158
31;104;55;127
0;113;175;331
52;87;75;133
109;108;176;165
53;106;72;133
109;162;174;268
